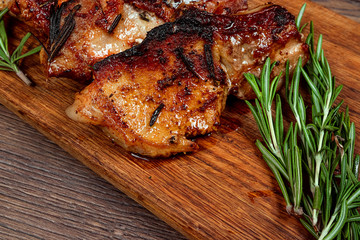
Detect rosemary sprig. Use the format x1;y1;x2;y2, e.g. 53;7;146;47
245;58;304;215
245;4;360;239
0;8;41;85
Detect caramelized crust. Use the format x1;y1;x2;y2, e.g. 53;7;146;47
67;5;308;157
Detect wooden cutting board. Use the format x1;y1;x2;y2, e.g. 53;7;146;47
1;0;359;239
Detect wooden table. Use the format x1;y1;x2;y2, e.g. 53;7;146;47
1;1;359;239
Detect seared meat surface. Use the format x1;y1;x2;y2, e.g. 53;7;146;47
8;0;247;81
67;4;308;157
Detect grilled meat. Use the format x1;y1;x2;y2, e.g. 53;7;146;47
67;4;308;157
208;4;309;99
41;0;163;80
66;21;228;157
8;0;247;81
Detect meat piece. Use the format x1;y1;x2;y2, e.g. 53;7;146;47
66;4;308;157
8;0;248;81
41;0;164;80
206;3;309;99
66;21;228;157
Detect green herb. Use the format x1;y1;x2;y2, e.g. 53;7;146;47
0;8;41;85
245;4;360;239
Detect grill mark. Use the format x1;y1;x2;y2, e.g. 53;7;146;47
204;44;218;85
175;47;202;80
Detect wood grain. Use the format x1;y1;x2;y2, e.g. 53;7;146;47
312;0;360;22
0;1;359;239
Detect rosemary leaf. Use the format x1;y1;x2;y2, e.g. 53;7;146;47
0;8;41;85
296;3;307;32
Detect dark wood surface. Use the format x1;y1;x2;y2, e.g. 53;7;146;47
0;1;359;239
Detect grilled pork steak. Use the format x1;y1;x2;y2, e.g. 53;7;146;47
67;5;308;157
208;4;309;99
66;19;228;157
67;18;226;157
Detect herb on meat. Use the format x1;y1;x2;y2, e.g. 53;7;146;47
245;4;360;239
48;1;81;62
139;12;150;22
108;14;122;34
0;8;41;85
150;103;165;127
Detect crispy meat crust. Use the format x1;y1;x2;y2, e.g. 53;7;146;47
67;5;309;157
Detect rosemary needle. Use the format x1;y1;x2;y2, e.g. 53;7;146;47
0;8;41;85
245;4;360;239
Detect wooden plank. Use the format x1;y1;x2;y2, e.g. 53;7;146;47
1;1;359;239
